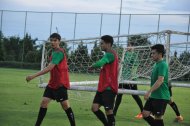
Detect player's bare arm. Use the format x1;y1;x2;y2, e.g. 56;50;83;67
26;63;56;82
144;76;164;100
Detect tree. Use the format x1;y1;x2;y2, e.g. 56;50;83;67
178;51;190;81
1;33;39;62
60;39;71;57
69;41;90;72
128;35;151;65
179;51;190;65
3;36;20;61
20;33;37;62
91;40;103;62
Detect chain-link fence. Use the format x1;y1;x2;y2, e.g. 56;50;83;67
0;10;189;70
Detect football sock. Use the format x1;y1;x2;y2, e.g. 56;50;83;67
93;109;108;126
154;119;164;126
132;95;143;112
143;116;155;126
65;107;76;126
107;114;115;126
170;102;180;116
113;94;123;116
35;107;47;126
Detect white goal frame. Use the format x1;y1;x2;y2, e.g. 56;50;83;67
39;30;190;95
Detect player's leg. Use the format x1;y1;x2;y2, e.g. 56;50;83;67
92;92;108;126
113;84;124;116
103;90;116;126
56;86;75;126
113;94;123;116
142;98;155;126
131;85;143;112
61;100;75;126
168;86;183;121
152;99;168;126
35;86;52;126
169;99;183;121
130;84;143;118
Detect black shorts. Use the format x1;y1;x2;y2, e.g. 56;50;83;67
119;83;137;90
93;90;116;111
143;98;169;117
43;86;68;102
169;86;172;97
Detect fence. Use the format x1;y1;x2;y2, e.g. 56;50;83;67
0;10;190;66
0;10;190;40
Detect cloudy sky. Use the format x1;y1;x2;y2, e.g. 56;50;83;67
0;0;190;14
0;0;190;41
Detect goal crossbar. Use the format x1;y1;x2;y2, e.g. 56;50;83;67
70;86;147;96
39;80;190;88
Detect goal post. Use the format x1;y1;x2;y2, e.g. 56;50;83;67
39;30;190;94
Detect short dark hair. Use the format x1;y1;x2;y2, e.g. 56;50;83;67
128;41;135;46
101;35;114;46
50;33;61;41
151;44;165;57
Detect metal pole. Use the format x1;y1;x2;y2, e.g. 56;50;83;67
127;14;131;45
22;11;27;63
0;10;3;43
156;14;160;43
166;32;171;79
99;13;103;36
73;13;77;51
40;41;46;84
187;14;190;51
166;32;171;64
0;10;3;33
117;0;123;45
50;12;53;35
157;14;160;33
73;13;77;39
24;11;27;36
166;32;171;81
127;14;131;35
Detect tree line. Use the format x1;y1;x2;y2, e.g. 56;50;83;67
0;32;189;80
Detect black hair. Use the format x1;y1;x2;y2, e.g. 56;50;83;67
151;44;165;57
50;33;61;41
128;41;135;46
101;35;114;46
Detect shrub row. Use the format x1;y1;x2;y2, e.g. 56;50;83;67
0;61;40;70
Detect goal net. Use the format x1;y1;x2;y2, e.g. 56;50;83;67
39;30;190;94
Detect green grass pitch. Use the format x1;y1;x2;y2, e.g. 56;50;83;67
0;68;189;126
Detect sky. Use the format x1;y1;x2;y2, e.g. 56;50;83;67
0;0;190;14
0;0;190;42
0;0;189;58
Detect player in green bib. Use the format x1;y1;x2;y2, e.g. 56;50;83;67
113;42;143;119
142;44;170;126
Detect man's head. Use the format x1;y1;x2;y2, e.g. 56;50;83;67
49;33;61;49
100;35;114;51
151;44;165;61
127;41;135;51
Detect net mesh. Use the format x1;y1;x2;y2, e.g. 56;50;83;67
40;30;190;86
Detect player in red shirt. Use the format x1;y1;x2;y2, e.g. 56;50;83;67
90;35;118;126
26;33;75;126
